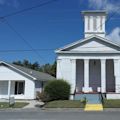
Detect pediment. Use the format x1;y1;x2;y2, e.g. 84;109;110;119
56;35;120;53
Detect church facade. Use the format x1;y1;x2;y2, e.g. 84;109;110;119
55;11;120;99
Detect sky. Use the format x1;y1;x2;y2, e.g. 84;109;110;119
0;0;120;65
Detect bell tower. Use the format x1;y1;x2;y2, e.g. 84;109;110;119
82;11;107;38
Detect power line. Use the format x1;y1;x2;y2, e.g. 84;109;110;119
0;0;58;63
0;49;55;53
1;18;47;63
0;0;57;19
95;7;120;34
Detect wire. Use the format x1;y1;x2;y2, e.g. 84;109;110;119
0;49;55;53
1;18;47;62
0;0;57;19
95;7;120;35
0;0;58;63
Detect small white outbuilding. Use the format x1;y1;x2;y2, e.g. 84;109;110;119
0;61;55;100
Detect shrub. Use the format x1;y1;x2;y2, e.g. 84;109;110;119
44;79;71;101
80;97;87;105
36;91;50;102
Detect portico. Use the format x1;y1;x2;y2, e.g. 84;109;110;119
73;58;118;93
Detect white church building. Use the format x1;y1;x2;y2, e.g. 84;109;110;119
55;11;120;99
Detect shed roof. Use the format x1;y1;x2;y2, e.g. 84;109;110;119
0;61;55;81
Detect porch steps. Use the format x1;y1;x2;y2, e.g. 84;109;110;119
74;94;85;100
84;104;103;111
75;94;101;103
84;94;103;111
86;94;101;104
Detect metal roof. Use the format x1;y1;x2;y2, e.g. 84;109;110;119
10;64;56;81
0;61;55;81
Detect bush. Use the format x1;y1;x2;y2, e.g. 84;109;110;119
44;79;71;101
36;91;50;102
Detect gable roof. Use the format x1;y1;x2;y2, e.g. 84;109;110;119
55;35;120;53
0;61;55;81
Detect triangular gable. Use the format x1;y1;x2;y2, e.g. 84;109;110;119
55;35;120;53
0;61;36;80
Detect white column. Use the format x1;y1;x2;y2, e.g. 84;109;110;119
8;80;11;98
82;59;91;92
101;59;106;93
71;59;76;94
114;59;120;93
56;59;62;79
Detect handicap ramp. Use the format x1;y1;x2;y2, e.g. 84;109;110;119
84;94;103;111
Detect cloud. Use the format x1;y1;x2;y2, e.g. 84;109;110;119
0;0;19;8
87;0;120;43
88;0;120;14
107;27;120;43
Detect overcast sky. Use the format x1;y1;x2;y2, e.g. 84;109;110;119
0;0;120;64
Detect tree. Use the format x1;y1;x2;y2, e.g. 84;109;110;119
31;62;39;70
23;59;30;67
13;60;22;66
50;61;56;77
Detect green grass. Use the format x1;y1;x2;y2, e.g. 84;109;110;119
45;100;85;108
103;99;120;108
0;102;29;109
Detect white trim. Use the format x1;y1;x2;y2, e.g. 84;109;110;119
0;61;36;80
82;10;107;14
57;51;120;54
101;59;106;93
8;80;11;99
55;35;120;53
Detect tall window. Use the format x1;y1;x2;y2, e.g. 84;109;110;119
14;81;25;95
93;16;97;31
100;16;103;30
88;16;90;30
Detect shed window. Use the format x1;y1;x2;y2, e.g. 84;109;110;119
14;81;25;95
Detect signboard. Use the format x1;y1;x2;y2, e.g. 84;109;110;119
9;97;15;106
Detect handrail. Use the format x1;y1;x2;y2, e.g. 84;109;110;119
99;93;106;104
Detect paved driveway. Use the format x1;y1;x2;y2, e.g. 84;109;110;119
0;109;120;120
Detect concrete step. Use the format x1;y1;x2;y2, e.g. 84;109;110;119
84;104;103;111
86;94;101;104
74;94;85;100
74;94;101;104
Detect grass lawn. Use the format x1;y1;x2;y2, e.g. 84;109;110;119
0;102;29;109
45;100;85;108
103;99;120;108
